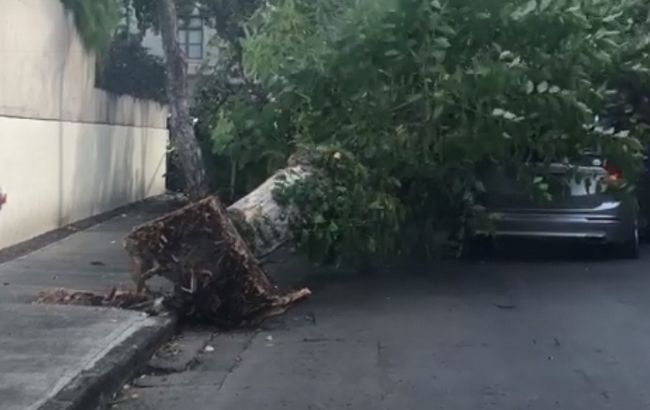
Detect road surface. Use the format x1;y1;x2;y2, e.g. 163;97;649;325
115;245;650;409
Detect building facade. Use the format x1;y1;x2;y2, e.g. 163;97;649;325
139;10;218;93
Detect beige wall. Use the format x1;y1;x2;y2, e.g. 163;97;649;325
0;0;169;248
0;0;168;127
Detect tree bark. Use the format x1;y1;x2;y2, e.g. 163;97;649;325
124;165;312;326
157;0;208;200
227;165;311;257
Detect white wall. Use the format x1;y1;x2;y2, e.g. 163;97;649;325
0;117;168;248
0;0;169;248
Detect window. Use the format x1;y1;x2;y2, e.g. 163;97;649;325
177;16;204;60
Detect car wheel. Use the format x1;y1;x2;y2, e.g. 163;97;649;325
617;221;640;259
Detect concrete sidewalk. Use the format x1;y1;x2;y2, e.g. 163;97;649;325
0;198;179;410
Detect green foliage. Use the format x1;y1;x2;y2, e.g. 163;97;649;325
60;0;120;53
212;0;650;263
207;87;295;196
275;146;403;263
96;32;167;103
188;0;285;200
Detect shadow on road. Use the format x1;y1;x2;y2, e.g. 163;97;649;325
474;239;621;262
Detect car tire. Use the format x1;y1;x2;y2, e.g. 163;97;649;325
616;221;640;259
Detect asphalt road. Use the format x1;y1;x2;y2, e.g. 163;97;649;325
115;244;650;410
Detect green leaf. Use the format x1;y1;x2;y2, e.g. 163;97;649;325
537;81;549;93
369;201;384;210
603;12;623;23
539;0;552;11
434;37;451;49
513;0;537;19
407;93;423;104
509;56;522;67
525;80;535;94
433;105;444;120
499;50;514;61
438;24;456;37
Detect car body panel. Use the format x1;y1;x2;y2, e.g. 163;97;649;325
477;164;636;245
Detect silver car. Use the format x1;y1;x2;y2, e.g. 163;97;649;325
475;160;640;258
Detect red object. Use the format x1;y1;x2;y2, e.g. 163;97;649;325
604;162;622;182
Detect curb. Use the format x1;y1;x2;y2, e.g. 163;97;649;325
38;315;177;410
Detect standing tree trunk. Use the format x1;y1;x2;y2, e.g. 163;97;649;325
157;0;208;200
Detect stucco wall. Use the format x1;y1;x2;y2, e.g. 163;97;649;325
0;0;169;248
0;0;168;127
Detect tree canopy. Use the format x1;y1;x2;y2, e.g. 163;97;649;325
207;0;650;263
61;0;650;265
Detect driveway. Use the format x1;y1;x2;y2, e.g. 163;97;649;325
117;245;650;409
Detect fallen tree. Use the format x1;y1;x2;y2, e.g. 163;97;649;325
211;0;650;265
53;0;650;327
123;165;312;326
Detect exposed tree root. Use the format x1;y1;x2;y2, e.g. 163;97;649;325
124;196;311;327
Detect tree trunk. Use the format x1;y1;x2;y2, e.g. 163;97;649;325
227;165;311;257
157;0;208;200
123;165;312;326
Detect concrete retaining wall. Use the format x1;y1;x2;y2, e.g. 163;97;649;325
0;0;169;248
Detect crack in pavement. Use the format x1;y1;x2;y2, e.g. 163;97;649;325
216;332;258;392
